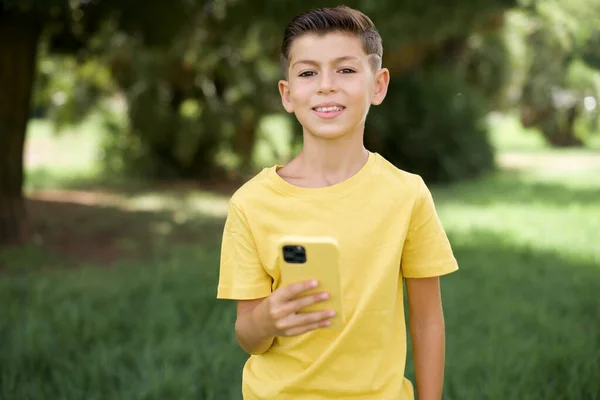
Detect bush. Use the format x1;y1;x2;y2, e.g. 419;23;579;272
366;67;495;183
98;84;226;181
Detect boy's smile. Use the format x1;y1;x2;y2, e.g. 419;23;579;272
312;102;346;119
279;32;389;141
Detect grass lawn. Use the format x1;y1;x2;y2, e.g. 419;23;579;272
1;115;599;399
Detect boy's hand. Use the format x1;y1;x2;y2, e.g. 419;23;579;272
258;280;335;337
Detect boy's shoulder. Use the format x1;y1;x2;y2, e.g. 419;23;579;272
373;153;421;183
228;167;275;208
371;152;426;195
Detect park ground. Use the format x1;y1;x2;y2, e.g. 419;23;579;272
1;113;600;399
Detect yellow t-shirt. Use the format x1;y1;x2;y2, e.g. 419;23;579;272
217;151;458;400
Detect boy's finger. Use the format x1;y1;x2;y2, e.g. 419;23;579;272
289;310;335;329
277;291;327;316
290;291;329;313
278;280;318;301
285;320;330;336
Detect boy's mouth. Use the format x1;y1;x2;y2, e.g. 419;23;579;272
312;103;346;118
312;105;345;112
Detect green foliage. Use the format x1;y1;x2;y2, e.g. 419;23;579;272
463;31;513;110
582;32;600;69
32;53;115;126
366;67;495;183
97;8;285;179
508;0;600;146
1;0;67;15
101;78;225;180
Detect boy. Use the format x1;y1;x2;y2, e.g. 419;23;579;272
217;5;458;400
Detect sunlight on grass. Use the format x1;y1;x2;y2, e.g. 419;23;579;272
434;166;600;263
439;202;600;262
589;134;600;149
24;115;105;190
122;192;229;217
26;188;231;224
488;112;600;153
487;112;548;152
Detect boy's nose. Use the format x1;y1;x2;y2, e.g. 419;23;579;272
317;71;337;94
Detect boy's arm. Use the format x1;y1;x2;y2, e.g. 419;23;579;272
235;298;275;355
406;276;446;400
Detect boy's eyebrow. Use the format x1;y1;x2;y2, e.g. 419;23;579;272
291;56;360;68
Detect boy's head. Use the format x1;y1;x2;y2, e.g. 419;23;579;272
278;6;389;141
280;6;383;77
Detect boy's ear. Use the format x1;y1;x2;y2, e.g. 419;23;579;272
371;67;390;106
278;79;294;113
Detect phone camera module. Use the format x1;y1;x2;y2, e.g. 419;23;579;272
283;245;306;264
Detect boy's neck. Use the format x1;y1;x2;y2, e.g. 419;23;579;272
295;129;369;185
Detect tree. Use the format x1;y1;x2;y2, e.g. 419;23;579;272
0;9;42;245
0;0;198;246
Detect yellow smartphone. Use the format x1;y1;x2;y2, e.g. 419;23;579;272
278;235;344;328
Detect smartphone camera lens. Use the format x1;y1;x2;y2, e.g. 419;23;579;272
283;245;306;264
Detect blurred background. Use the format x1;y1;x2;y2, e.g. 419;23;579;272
1;0;599;399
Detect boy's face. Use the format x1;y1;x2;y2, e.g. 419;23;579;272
279;32;389;141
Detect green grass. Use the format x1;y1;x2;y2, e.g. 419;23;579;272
1;246;246;400
2;114;600;399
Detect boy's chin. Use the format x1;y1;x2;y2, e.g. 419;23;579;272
304;127;354;141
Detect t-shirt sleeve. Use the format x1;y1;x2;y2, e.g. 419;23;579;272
401;176;459;278
217;200;273;300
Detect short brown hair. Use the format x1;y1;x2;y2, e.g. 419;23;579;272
280;6;383;77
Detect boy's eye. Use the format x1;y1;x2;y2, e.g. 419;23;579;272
339;68;356;74
298;71;316;77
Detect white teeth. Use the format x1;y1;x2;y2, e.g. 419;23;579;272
314;106;343;112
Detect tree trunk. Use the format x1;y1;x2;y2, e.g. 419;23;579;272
233;113;258;172
544;106;584;147
0;11;42;246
